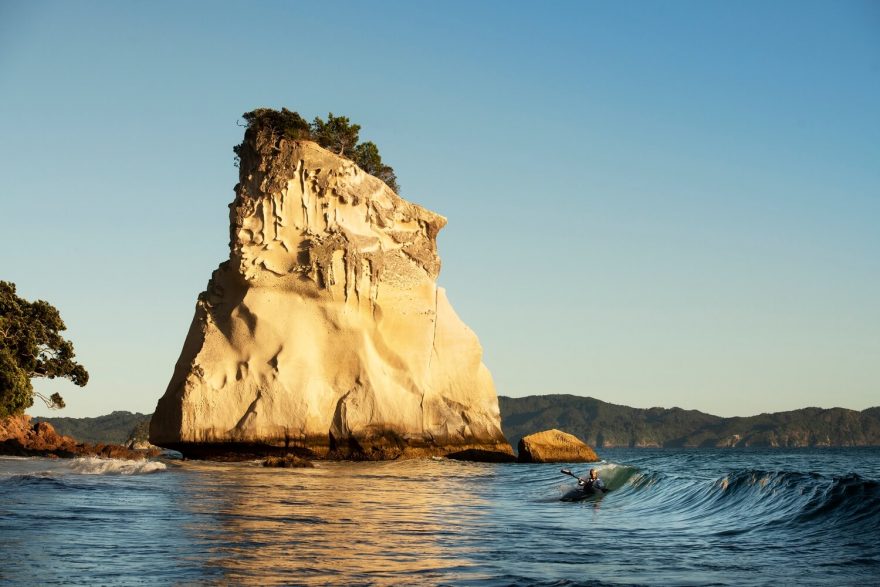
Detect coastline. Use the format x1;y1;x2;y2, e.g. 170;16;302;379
0;414;160;460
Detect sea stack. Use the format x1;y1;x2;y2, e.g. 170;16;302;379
517;429;600;463
150;116;512;460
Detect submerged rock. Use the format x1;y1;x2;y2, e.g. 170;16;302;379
149;123;512;461
263;454;314;468
517;429;600;463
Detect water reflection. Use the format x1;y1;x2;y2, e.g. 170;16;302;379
174;460;499;585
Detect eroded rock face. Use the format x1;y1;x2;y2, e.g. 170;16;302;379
517;429;600;463
0;415;74;455
150;129;512;460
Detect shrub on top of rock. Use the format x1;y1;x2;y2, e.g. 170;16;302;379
234;108;399;193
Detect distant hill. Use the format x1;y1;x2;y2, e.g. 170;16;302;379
499;395;880;449
34;397;880;449
35;411;151;445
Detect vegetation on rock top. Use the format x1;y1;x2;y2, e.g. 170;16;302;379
234;108;400;193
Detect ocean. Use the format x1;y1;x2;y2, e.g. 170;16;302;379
1;448;877;586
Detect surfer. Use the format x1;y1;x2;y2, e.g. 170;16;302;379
578;468;607;493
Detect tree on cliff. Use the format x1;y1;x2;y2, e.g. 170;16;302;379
236;108;400;193
353;141;399;193
240;107;312;142
310;113;361;159
0;281;88;417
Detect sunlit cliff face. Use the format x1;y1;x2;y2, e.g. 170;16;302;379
150;131;511;459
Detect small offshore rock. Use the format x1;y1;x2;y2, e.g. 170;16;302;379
126;439;159;451
263;454;314;468
517;429;600;463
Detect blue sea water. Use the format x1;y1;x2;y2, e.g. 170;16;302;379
1;448;878;586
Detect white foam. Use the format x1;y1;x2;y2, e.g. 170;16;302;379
69;457;167;475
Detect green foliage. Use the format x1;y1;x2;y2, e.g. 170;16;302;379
310;113;360;158
236;108;400;193
245;107;312;141
353;141;399;193
233;108;312;160
0;347;31;418
0;281;88;416
35;411;151;444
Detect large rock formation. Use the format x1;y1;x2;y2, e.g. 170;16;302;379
150;126;512;460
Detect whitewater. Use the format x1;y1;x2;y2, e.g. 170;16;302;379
1;448;877;586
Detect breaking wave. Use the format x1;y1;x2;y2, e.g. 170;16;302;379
602;466;880;537
69;456;167;475
0;457;167;484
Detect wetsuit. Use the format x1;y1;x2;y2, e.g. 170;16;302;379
579;477;606;493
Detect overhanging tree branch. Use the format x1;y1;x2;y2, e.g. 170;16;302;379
0;281;88;416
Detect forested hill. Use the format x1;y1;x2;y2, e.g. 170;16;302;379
33;399;880;449
34;411;151;445
499;395;880;449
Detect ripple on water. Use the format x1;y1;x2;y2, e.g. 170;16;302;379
0;449;878;585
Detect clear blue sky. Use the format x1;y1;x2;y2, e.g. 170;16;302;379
2;0;877;418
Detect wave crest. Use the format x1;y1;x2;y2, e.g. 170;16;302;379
616;467;880;535
70;457;166;475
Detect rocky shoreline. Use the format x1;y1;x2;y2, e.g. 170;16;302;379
0;415;160;460
2;412;600;465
